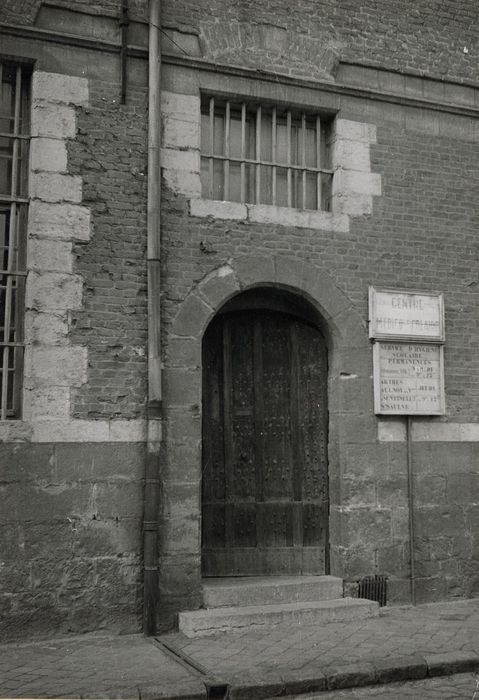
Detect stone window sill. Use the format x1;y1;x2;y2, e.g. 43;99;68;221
189;198;349;233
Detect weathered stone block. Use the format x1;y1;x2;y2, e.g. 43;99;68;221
415;575;447;603
32;420;110;443
331;191;374;216
163;368;201;406
24;386;71;421
162;115;200;150
190;198;247;221
27;239;73;273
376;543;408;576
340;477;376;506
32;71;89;106
159;513;201;555
165;410;201;444
330;505;392;548
24;310;69;345
161;148;200;172
25;271;83;311
53;443;145;481
234;254;274;288
300;264;351;321
247;203;349;232
198;264;240;309
28;201;91;241
24;346;87;388
334;119;377;143
414;474;447;505
331;137;371;171
164;336;201;368
162;168;201;197
109;420;147;442
160;91;200;123
31;102;77;139
164;440;202;483
172;293;212;337
30;137;68;173
30;172;82;203
415;505;465;538
333;169;382;197
446;472;479;503
274;256;304;289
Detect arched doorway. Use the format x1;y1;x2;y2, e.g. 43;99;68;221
201;289;329;577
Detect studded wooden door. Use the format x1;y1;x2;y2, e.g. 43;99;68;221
202;309;329;576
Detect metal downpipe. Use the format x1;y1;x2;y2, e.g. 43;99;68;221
144;0;162;636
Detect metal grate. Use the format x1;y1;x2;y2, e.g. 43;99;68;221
357;575;388;607
0;62;30;419
200;96;333;211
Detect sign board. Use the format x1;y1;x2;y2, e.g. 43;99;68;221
373;342;445;415
369;287;444;342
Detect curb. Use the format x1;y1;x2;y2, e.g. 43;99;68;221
221;650;479;699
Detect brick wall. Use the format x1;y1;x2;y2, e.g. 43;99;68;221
163;0;478;83
68;83;149;420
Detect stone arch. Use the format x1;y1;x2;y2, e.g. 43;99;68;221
160;255;373;616
170;254;366;343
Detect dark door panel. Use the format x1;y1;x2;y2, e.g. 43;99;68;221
202;309;328;576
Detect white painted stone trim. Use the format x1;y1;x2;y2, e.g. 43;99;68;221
378;419;479;442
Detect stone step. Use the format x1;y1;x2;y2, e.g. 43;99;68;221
203;575;343;608
178;597;379;637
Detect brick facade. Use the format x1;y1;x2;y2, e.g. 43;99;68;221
0;0;478;638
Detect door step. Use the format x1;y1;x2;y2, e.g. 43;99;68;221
203;575;343;608
178;597;379;637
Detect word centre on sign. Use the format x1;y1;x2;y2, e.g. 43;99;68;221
369;287;444;342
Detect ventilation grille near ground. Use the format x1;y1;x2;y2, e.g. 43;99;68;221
357;575;388;606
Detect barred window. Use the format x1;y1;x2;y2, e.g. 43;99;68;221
200;97;333;211
0;63;30;419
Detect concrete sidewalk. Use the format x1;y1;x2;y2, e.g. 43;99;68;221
1;599;479;699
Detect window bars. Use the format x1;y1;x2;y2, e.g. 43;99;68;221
200;97;333;211
0;63;30;419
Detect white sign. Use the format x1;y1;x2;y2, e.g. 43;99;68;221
373;342;445;415
369;287;444;342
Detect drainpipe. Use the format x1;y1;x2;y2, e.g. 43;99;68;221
144;0;162;636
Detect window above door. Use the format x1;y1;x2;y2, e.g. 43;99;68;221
200;96;333;212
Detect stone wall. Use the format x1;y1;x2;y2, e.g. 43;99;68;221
0;442;144;640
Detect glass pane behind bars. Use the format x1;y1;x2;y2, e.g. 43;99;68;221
0;64;29;419
200;99;332;211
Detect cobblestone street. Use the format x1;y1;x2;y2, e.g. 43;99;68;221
1;599;479;699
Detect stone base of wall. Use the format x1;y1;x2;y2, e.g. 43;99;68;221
0;442;145;641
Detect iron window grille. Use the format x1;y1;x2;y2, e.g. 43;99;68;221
0;62;30;419
200;96;333;211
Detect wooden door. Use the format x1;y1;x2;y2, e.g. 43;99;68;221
202;309;329;576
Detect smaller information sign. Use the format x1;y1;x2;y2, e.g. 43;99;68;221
373;342;445;415
369;288;444;342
